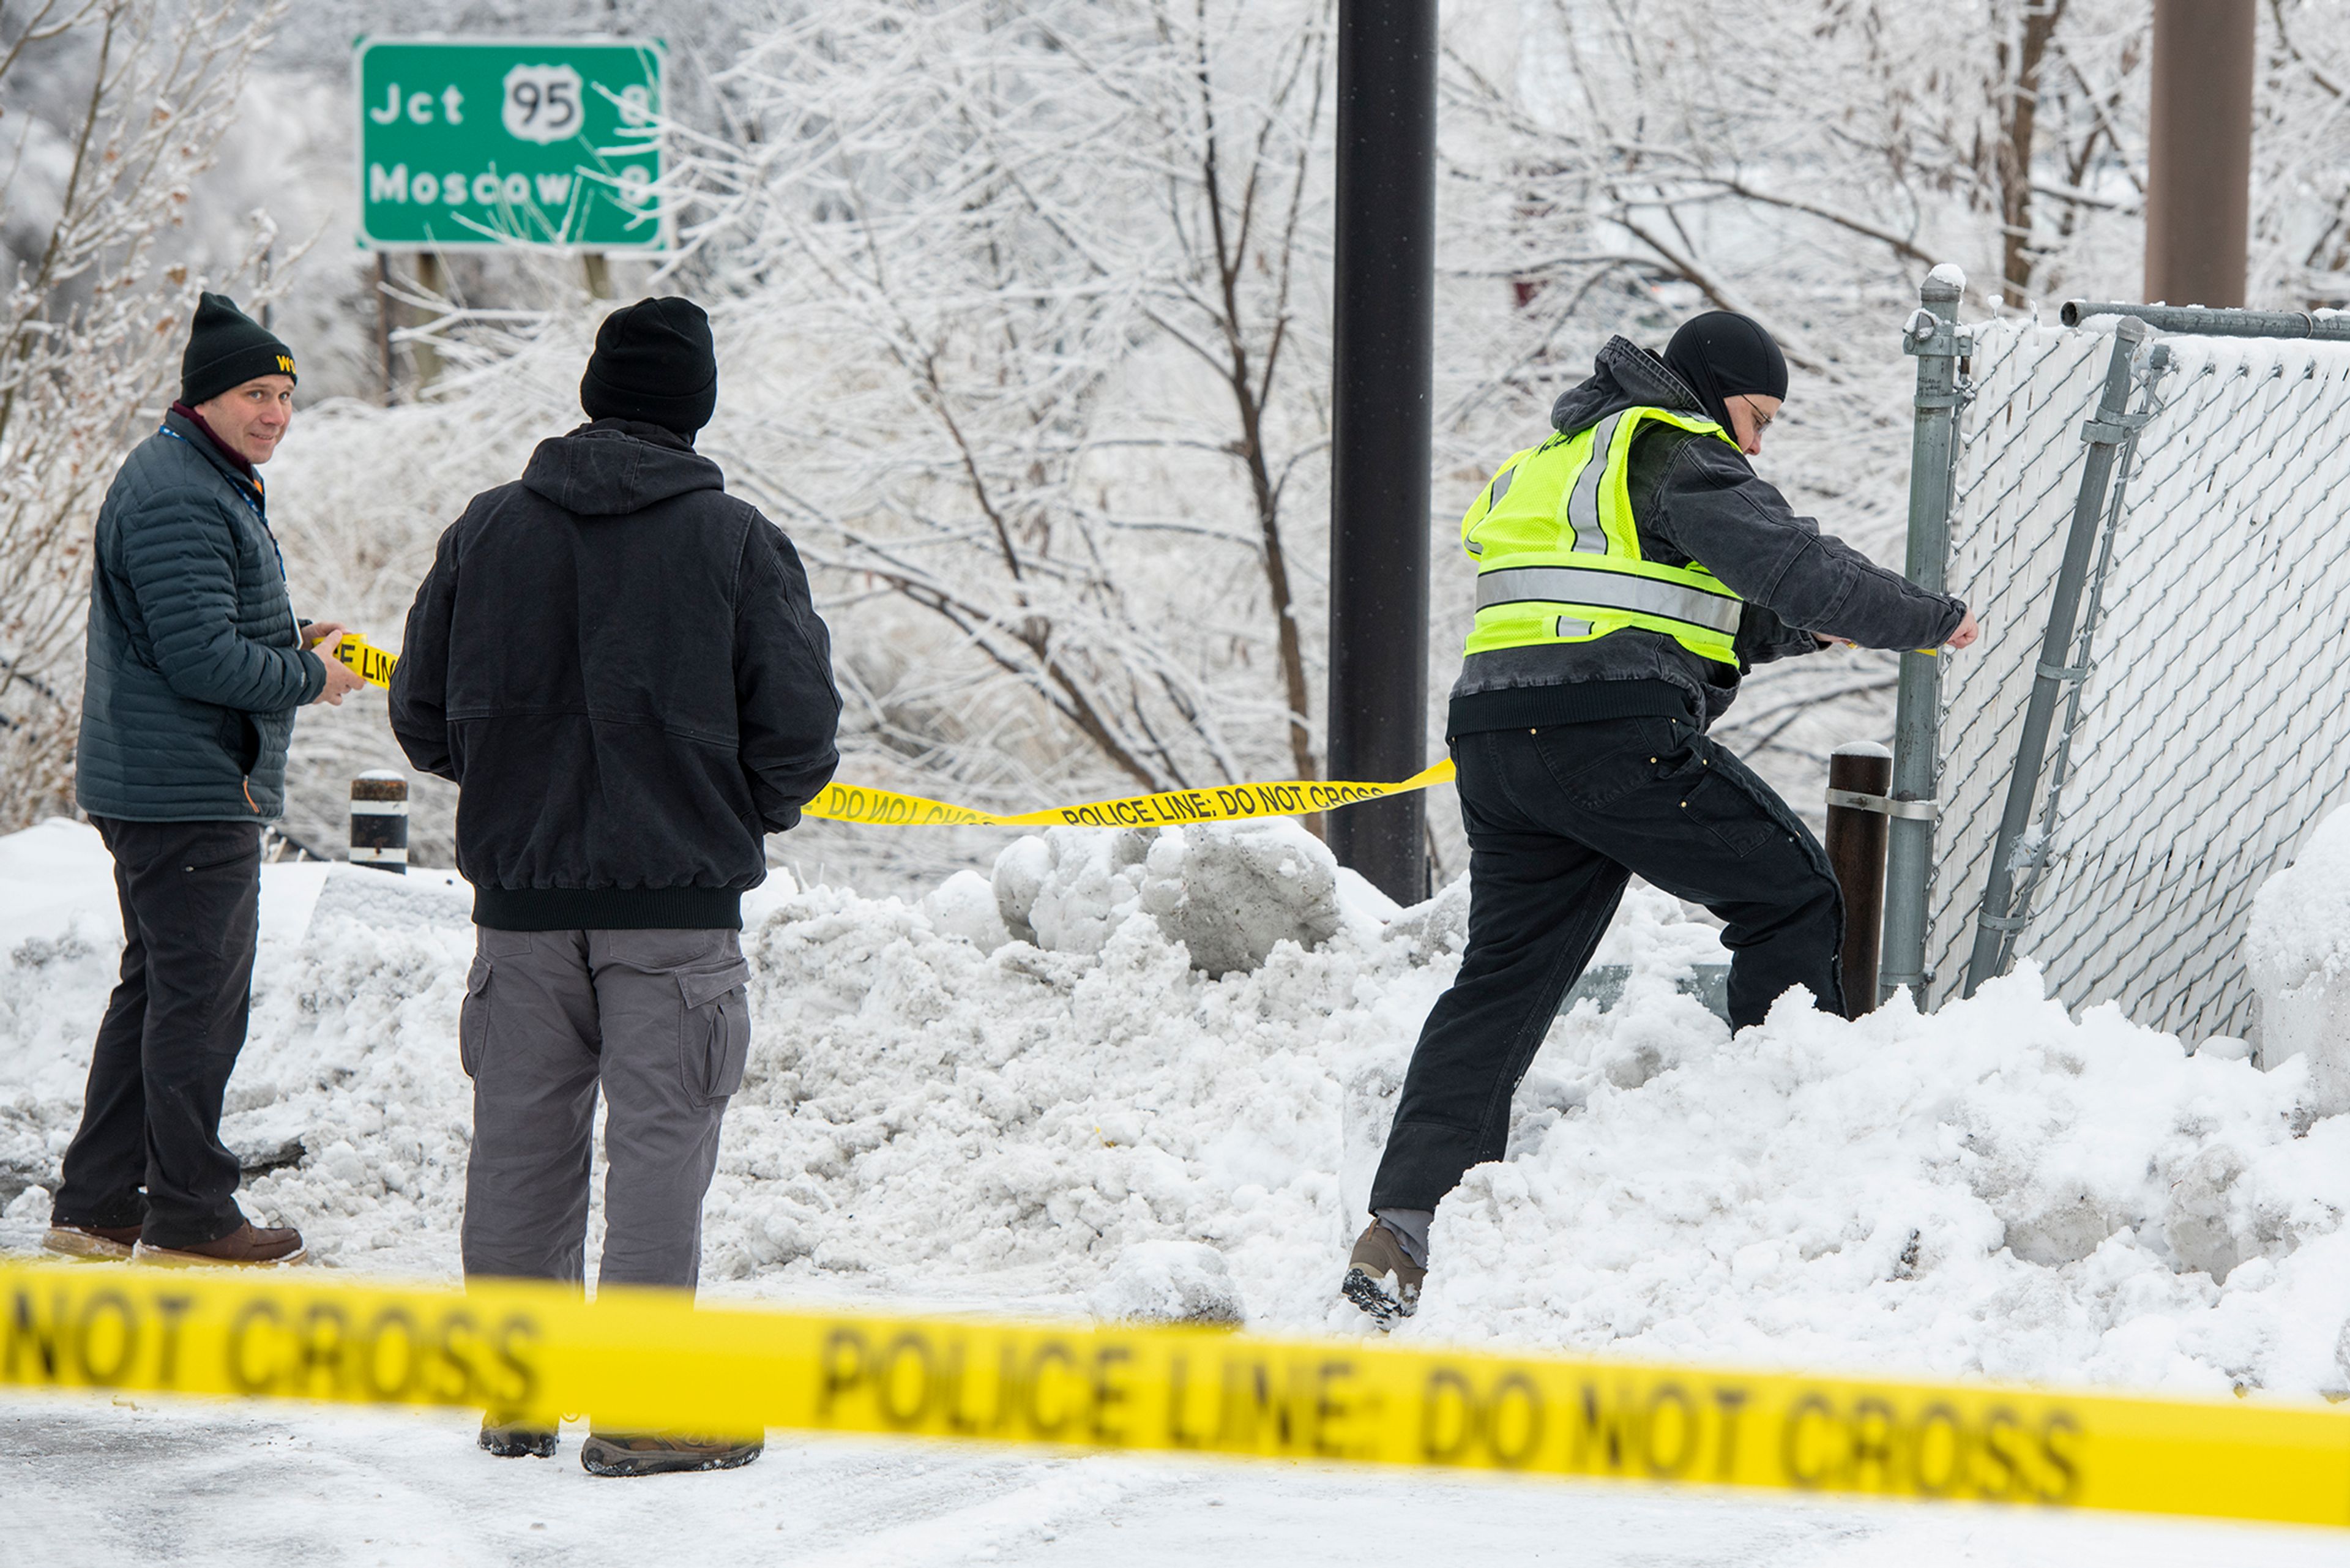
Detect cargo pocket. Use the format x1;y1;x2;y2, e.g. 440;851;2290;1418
679;959;753;1103
1678;769;1779;859
460;956;493;1078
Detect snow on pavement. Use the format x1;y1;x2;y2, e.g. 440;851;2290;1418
5;1392;2346;1568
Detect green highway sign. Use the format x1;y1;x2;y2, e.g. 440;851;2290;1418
354;37;666;252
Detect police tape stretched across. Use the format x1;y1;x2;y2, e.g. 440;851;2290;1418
325;633;1453;832
6;1260;2348;1528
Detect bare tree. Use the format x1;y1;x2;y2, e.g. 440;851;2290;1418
2259;0;2350;308
1441;0;2151;329
664;0;1334;828
0;0;288;829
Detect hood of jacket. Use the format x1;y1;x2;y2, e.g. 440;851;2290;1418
520;418;726;517
1548;336;1714;438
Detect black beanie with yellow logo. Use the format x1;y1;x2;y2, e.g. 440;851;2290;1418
180;292;296;407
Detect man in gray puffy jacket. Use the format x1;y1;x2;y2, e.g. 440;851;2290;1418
44;293;363;1268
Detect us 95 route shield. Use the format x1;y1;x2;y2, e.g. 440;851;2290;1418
354;37;666;252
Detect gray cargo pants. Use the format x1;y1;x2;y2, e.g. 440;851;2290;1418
459;928;752;1291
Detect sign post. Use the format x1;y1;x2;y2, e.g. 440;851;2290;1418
353;38;668;253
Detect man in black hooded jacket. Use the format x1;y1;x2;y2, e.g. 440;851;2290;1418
1341;312;1980;1326
389;296;839;1474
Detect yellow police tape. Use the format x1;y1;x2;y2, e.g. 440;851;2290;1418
3;1259;2346;1528
800;764;1455;829
330;632;400;689
330;633;1457;828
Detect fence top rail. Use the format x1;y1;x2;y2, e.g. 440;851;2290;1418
2058;301;2350;342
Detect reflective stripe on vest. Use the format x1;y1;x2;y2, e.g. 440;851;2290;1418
1473;565;1743;636
1460;405;1744;666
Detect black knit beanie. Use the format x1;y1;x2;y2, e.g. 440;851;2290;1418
180;292;296;406
1662;312;1789;434
579;296;718;437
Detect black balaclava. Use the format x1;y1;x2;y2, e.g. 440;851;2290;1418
1662;312;1789;433
580;296;718;438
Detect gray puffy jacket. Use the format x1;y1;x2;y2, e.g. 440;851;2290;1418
74;410;326;821
1448;337;1966;732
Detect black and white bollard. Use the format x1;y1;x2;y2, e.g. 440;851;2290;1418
349;771;409;875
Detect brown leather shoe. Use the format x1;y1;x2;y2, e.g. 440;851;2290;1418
580;1431;763;1477
134;1220;307;1267
1340;1221;1425;1329
42;1223;143;1260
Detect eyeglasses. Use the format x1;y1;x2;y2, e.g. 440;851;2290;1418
1737;395;1776;432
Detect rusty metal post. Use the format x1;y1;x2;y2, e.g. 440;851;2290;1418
1826;742;1893;1016
2145;0;2256;309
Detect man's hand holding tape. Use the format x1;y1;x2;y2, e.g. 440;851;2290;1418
300;621;367;706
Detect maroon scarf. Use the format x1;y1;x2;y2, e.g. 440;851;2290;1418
170;400;260;486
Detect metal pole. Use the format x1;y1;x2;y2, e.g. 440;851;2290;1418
1993;343;2172;980
1826;743;1893;1017
2145;0;2255;310
1326;1;1436;906
351;771;409;875
411;252;446;390
2061;301;2350;343
1878;268;1969;1008
374;254;397;407
1963;319;2150;996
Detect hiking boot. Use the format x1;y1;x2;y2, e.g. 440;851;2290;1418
42;1223;142;1260
479;1417;559;1459
133;1220;307;1267
1340;1220;1425;1329
580;1431;764;1477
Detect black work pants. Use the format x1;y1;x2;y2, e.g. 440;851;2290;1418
51;817;261;1248
1368;715;1843;1214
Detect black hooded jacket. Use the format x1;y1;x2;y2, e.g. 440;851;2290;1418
390;419;841;929
1448;337;1967;733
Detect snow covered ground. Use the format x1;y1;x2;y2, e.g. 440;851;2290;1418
4;815;2348;1561
8;1392;2347;1568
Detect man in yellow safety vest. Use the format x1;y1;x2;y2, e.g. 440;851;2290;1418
1343;312;1980;1326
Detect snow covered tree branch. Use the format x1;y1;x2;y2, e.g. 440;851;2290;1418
0;0;288;829
658;0;1337;828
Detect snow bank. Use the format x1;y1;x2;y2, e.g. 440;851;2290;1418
991;818;1342;976
2247;807;2350;1116
3;817;2348;1398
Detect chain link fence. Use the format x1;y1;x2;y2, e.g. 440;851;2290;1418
1917;308;2350;1043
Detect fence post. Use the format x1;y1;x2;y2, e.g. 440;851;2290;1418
1826;743;1894;1016
1963;319;2152;996
350;771;409;875
1878;268;1969;1008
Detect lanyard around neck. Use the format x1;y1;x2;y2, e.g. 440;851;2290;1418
159;424;285;581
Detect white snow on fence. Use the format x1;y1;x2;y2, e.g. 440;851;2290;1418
1929;319;2350;1044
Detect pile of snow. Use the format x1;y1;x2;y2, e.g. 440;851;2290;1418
1086;1239;1248;1326
2246;806;2350;1117
990;818;1343;977
4;815;2348;1399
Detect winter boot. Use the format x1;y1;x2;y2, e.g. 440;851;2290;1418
580;1431;764;1477
479;1417;559;1459
42;1223;142;1260
1340;1220;1425;1328
133;1220;307;1267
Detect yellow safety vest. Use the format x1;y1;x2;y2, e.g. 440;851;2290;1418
1460;406;1745;667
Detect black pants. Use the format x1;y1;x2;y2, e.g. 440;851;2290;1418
1368;716;1843;1214
51;817;262;1248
